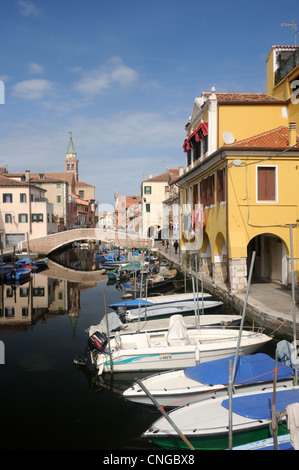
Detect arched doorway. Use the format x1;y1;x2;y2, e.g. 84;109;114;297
147;225;161;240
248;234;287;284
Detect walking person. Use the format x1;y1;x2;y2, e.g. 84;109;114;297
174;240;179;254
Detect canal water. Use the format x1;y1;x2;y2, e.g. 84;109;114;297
0;245;276;455
0;246;159;453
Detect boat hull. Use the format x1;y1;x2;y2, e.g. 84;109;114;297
93;330;272;374
143;387;299;450
145;422;289;450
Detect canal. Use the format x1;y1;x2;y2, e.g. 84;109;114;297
0;245;276;454
0;245;159;452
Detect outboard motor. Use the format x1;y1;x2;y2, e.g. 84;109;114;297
117;306;127;322
88;331;108;353
73;331;108;366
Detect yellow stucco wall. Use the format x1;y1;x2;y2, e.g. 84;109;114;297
226;154;299;260
218;105;288;147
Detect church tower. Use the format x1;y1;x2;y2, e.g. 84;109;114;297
65;132;79;182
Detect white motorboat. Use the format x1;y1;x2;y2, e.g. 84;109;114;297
123;300;223;322
123;352;295;408
90;314;272;375
142;385;299;450
108;292;212;310
87;311;242;337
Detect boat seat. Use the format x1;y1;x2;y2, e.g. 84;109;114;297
166;315;190;346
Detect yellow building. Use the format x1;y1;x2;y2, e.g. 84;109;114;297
177;45;299;293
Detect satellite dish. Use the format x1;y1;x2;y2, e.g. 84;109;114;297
223;131;235;144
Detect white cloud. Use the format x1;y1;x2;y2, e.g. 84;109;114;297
74;57;138;96
18;0;41;17
28;62;45;75
12;79;53;100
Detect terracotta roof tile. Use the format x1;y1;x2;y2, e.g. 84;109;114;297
143;169;181;183
0;175;29;187
202;92;285;104
224;126;299;149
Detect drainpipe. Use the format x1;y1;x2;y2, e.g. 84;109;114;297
25;170;32;235
225;162;231;291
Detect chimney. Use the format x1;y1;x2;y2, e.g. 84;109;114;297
149;173;152;179
289;122;297;147
179;166;184;176
25;170;30;182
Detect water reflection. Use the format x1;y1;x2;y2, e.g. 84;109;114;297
52;243;101;271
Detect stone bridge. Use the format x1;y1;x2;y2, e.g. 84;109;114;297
21;228;153;255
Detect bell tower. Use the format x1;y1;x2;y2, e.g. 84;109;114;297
65;132;79;182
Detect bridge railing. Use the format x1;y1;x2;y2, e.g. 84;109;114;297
21;228;154;254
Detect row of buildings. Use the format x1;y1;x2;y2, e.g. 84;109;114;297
108;44;299;294
0;134;97;249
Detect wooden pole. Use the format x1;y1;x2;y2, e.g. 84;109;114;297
103;289;113;374
0;242;3;281
271;349;278;450
228;359;233;450
136;379;195;450
289;225;298;385
232;251;256;382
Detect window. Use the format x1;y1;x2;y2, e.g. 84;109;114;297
5;214;12;223
20;193;26;203
18;214;28;223
32;213;43;222
207;174;215;206
56;184;61;189
257;166;277;202
57;195;61;203
187;149;191;167
146;203;150;212
200;179;207;207
144;186;151;194
3;193;12;203
193;140;201;161
203;135;208;154
200;175;215;207
217;167;226;203
79;190;84;199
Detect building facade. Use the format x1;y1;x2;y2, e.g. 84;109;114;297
177;45;299;293
141;169;181;240
0;174;57;248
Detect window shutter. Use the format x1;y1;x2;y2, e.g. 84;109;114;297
258;167;275;201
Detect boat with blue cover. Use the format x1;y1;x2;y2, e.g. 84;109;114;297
109;292;212;310
122;300;223;322
6;265;32;281
143;386;299;450
123;353;295;408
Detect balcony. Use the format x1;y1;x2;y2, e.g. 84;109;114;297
275;48;299;86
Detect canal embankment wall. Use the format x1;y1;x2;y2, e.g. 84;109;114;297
157;246;299;343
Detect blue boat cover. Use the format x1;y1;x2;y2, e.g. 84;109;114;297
221;388;299;419
184;353;294;385
109;298;153;308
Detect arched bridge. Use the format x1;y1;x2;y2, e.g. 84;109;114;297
21;228;153;255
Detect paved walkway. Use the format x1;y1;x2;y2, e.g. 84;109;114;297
155;241;299;340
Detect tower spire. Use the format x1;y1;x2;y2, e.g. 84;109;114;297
65;132;79;182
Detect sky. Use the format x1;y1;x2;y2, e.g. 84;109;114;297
0;0;297;209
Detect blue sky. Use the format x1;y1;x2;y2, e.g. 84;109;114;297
0;0;297;207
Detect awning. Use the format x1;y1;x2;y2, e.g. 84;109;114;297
183;122;208;152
